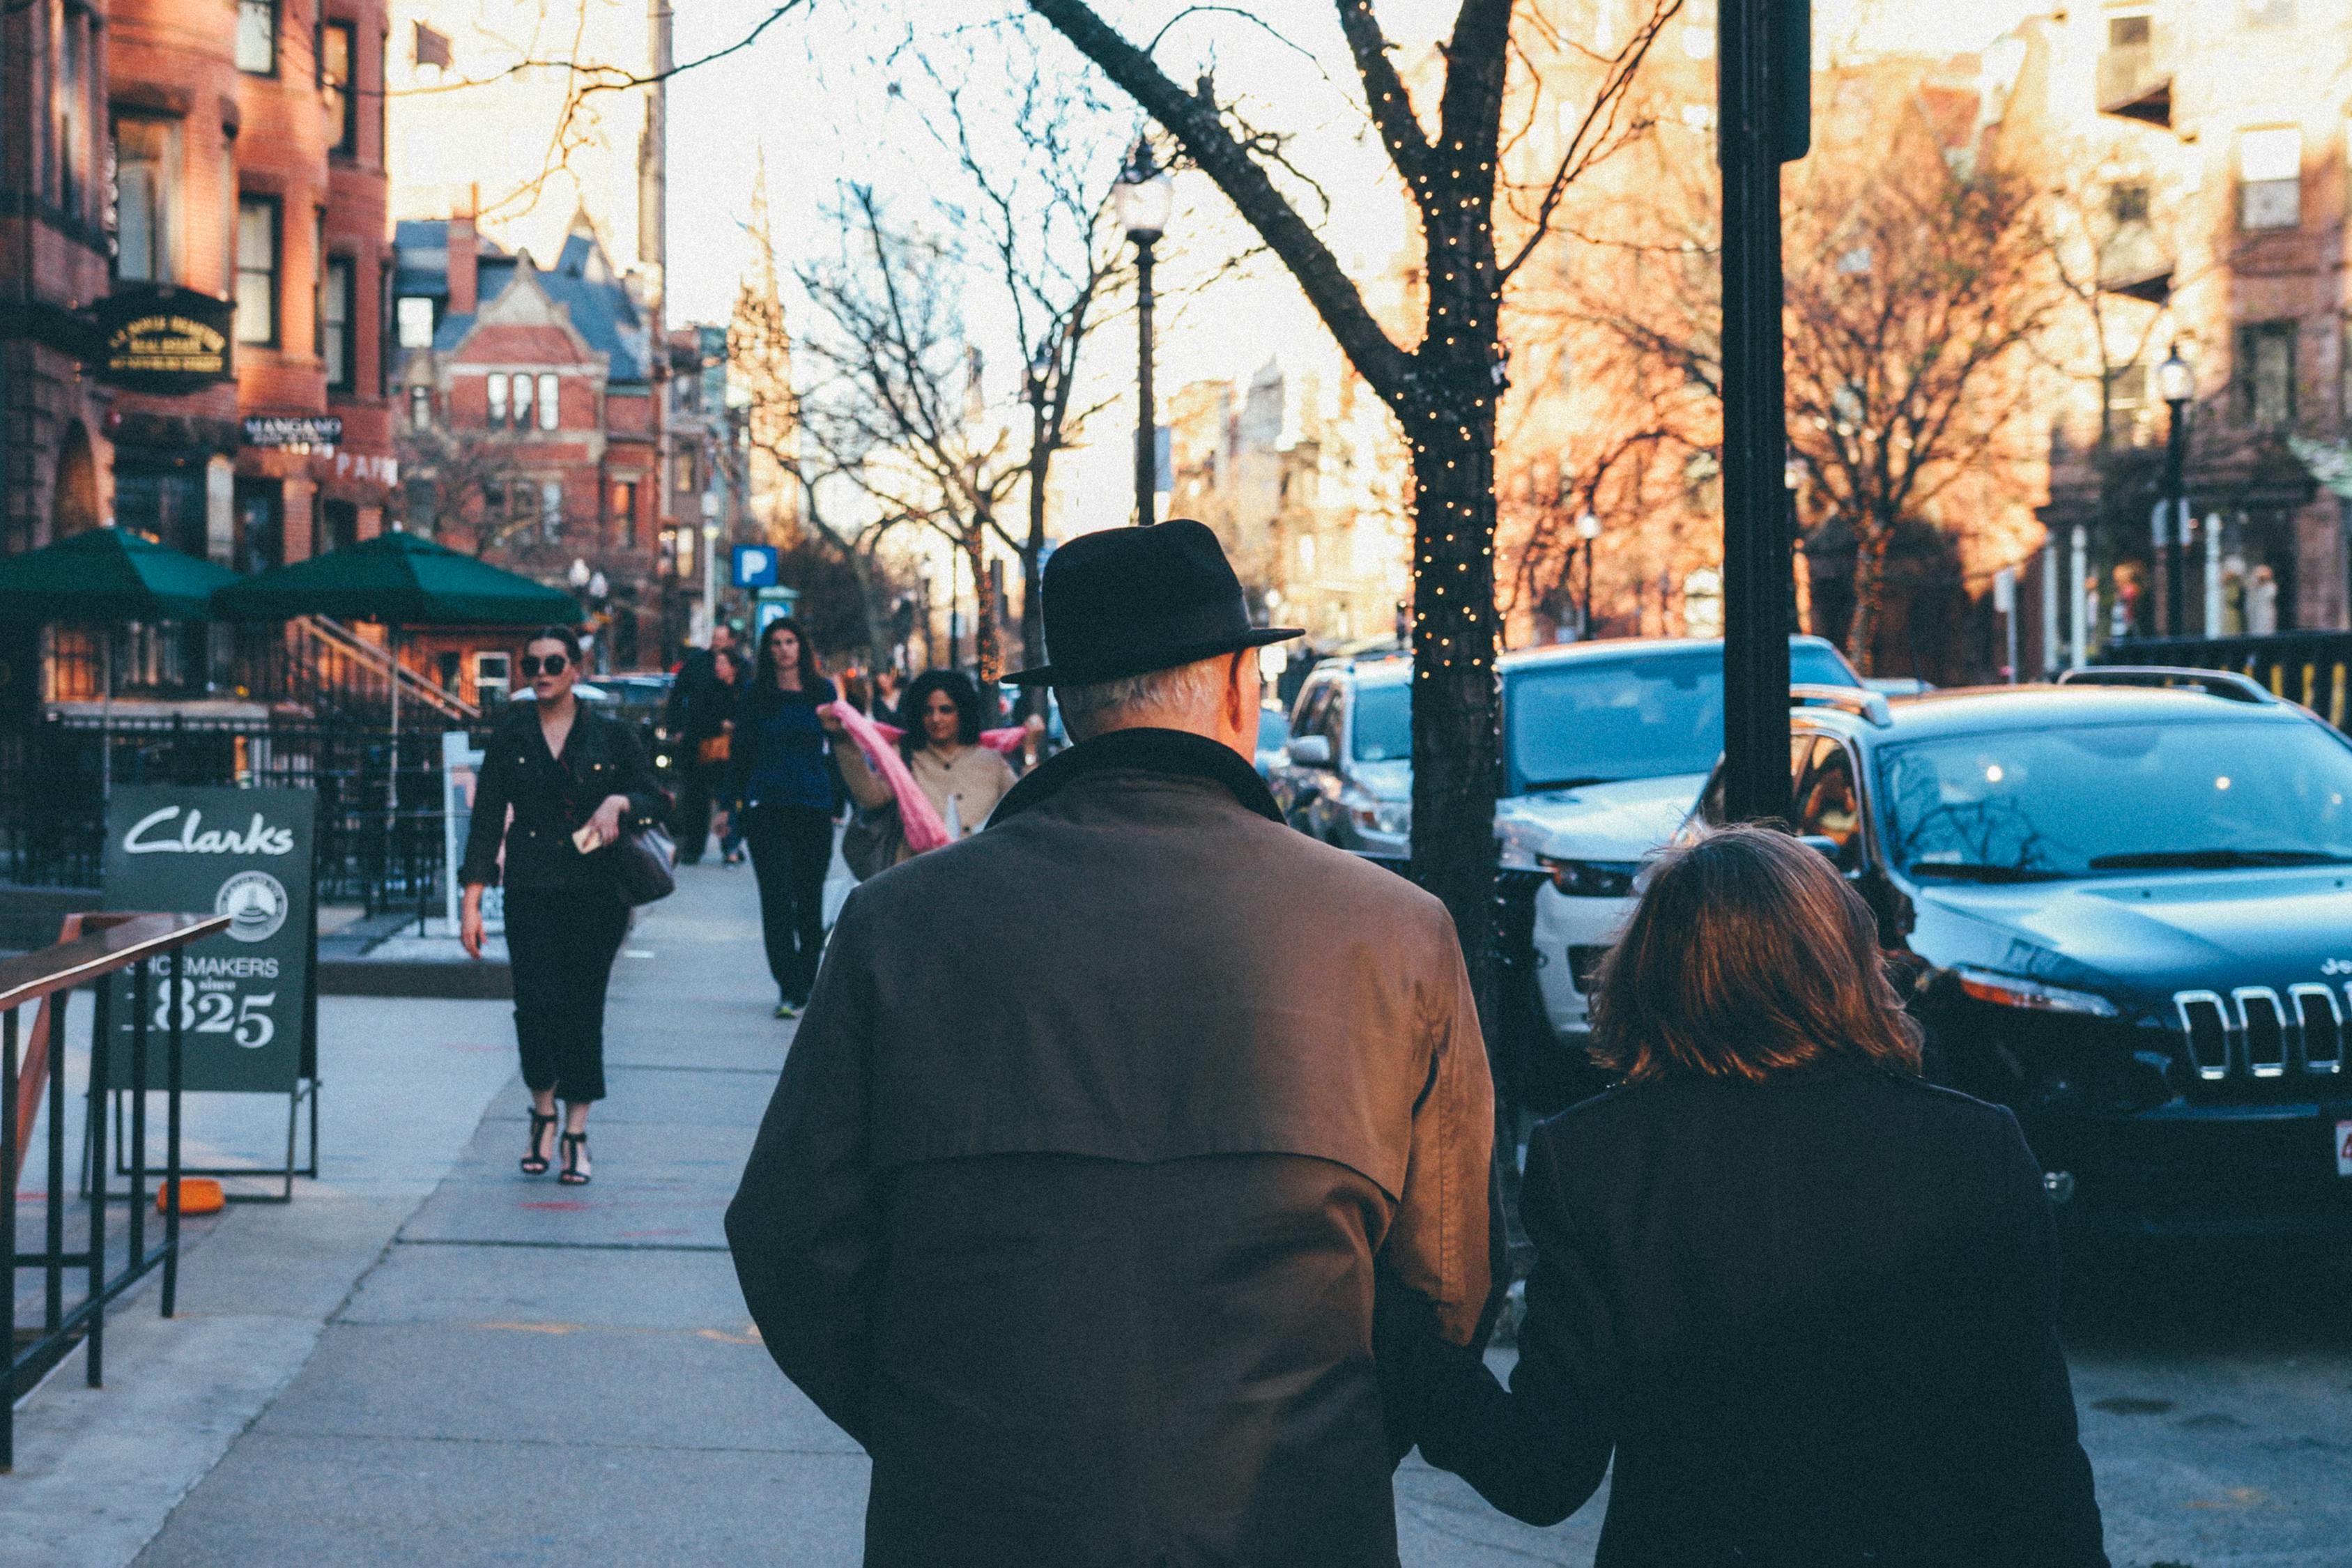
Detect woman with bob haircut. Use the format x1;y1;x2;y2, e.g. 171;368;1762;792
1397;824;2107;1567
828;668;1017;863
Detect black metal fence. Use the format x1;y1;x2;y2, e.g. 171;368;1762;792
2097;631;2352;731
0;713;456;917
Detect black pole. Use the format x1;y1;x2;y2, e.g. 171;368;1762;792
1719;0;1808;823
1135;237;1158;527
2162;397;2188;636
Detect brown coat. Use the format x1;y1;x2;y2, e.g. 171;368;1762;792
727;726;1496;1568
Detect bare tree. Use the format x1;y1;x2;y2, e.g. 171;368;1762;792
794;185;1032;682
392;421;535;555
1024;0;1678;983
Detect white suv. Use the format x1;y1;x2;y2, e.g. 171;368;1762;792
1493;637;1864;1107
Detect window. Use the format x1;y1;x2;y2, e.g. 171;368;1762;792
510;369;533;429
2235;321;2297;430
312;210;327;360
234;195;279;346
2109;182;2150;224
2106;362;2149;411
408;385;431;429
322;499;359;552
537;372;559;429
540;481;564;542
675;452;696;493
473;652;510;705
321;22;357;156
395;294;435;348
60;15;87;216
2239;127;2303;231
1792;739;1865;873
608;481;637;540
236;0;277;75
323;256;355;391
112;118;180;283
486;372;508;426
2108;14;2149;47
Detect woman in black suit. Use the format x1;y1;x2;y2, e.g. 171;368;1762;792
1400;824;2107;1567
459;626;665;1185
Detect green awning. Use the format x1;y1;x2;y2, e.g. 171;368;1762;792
0;525;240;621
211;530;583;626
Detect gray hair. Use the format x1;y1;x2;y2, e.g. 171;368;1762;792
1054;656;1227;736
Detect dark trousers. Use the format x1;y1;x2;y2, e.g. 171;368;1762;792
743;803;832;1004
502;886;630;1102
672;759;723;863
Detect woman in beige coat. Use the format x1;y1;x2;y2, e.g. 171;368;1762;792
827;670;1017;864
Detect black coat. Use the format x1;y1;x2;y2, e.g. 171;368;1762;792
725;729;1499;1567
458;704;666;893
1404;1060;2108;1568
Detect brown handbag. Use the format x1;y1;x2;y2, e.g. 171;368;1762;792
695;733;731;767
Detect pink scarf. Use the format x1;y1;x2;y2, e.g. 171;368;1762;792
823;700;1026;854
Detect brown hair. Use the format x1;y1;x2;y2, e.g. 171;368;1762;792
1588;823;1923;1085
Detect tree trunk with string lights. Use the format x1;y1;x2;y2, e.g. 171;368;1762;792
1027;0;1670;1011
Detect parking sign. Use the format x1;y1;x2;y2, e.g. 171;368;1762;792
732;544;779;588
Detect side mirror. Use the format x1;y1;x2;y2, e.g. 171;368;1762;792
1287;735;1332;767
1799;833;1843;861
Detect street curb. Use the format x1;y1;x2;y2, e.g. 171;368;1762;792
316;958;513;999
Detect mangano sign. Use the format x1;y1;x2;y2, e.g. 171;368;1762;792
102;785;316;1096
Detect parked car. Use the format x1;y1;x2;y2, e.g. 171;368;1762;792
1493;636;1866;1109
1269;653;1414;857
1692;668;2352;1236
1253;704;1291;781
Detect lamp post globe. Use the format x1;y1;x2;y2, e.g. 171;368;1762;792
1576;512;1601;638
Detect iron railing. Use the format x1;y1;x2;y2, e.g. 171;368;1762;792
4;910;229;1469
2096;631;2352;732
0;714;454;918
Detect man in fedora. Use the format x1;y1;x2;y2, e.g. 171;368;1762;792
728;519;1497;1567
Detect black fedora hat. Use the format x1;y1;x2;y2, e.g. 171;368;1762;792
1006;519;1301;687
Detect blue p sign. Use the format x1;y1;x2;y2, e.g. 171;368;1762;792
731;544;778;588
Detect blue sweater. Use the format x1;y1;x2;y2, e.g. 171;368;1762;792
731;679;836;812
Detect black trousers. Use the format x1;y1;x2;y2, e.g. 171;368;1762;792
502;886;630;1102
743;803;832;1004
672;758;723;863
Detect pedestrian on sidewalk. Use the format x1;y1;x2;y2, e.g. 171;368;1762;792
459;625;665;1186
728;520;1498;1568
664;622;744;864
1394;824;2108;1567
717;617;838;1019
827;669;1015;863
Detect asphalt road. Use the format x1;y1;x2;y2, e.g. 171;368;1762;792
12;860;2347;1567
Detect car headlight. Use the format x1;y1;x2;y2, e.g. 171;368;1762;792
1537;856;1642;898
1342;787;1410;837
1953;964;2119;1018
1496;817;1546;871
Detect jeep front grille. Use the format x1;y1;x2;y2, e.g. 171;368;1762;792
2173;986;2349;1082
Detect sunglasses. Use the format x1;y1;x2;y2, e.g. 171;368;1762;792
518;654;569;677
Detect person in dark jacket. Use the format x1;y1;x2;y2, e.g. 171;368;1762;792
726;521;1498;1568
459;625;666;1185
717;617;837;1018
1397;824;2108;1568
663;622;741;863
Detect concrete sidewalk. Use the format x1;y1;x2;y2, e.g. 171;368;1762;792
13;860;1596;1566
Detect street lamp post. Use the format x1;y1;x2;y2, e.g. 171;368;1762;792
1576;510;1601;637
2155;346;2195;638
1115;141;1173;527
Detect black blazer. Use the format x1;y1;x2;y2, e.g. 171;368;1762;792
458;704;665;893
1404;1060;2107;1568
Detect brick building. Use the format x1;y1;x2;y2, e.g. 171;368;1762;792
391;214;663;675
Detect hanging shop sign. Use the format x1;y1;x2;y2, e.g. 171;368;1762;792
94;286;236;394
243;415;344;449
101;786;316;1096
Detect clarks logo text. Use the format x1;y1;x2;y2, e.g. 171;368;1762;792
123;807;295;857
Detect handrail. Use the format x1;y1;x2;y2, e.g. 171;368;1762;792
289;616;479;723
0;911;231;1013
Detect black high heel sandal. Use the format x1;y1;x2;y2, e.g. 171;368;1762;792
558;1131;592;1185
521;1109;558;1176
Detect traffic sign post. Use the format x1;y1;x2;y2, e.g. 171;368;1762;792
753;587;801;641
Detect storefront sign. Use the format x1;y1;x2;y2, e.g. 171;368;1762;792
102;786;315;1094
329;450;399;486
94;286;235;394
243;415;344;449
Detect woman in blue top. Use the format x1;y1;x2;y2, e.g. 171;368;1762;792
718;619;838;1017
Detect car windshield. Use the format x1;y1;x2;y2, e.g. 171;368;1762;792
1353;682;1410;761
1879;719;2352;879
